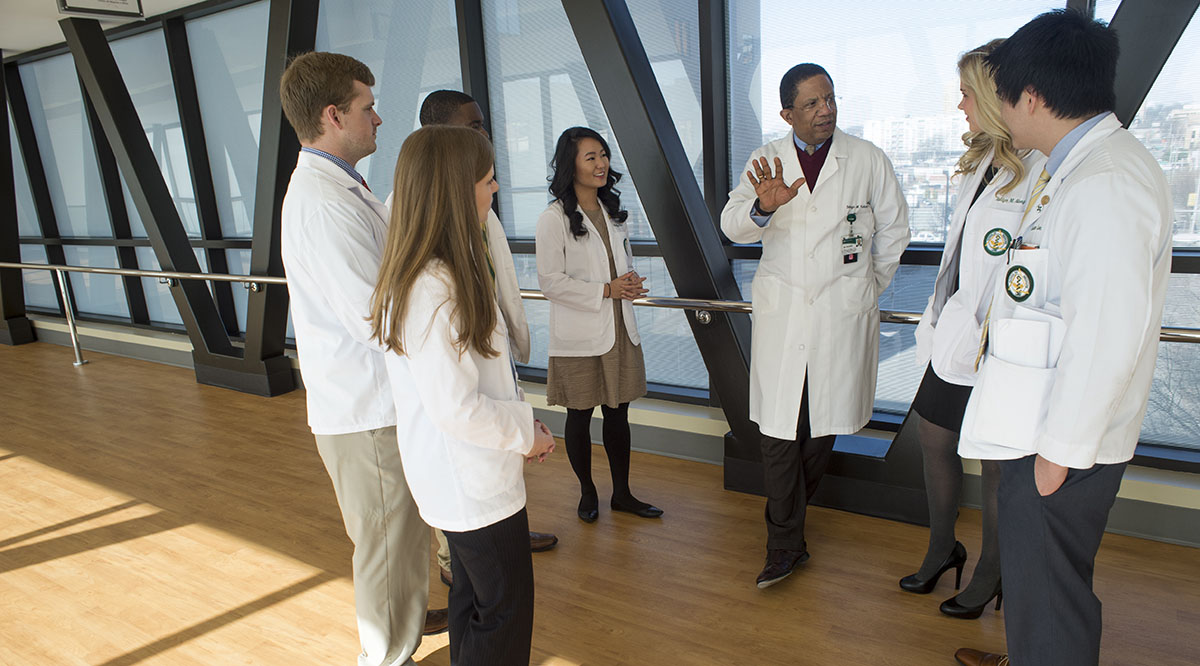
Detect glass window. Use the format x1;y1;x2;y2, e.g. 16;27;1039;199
726;1;1061;242
187;0;270;239
110;29;199;238
18;54;110;238
61;246;129;318
482;0;655;240
315;0;462;195
1094;0;1121;23
1124;11;1200;247
1143;342;1200;451
135;246;210;326
9;107;41;238
227;249;294;338
512;252;708;389
19;245;58;310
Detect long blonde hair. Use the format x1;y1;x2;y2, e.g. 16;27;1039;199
956;39;1027;195
369;125;499;358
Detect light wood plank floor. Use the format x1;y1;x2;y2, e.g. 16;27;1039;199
0;343;1197;665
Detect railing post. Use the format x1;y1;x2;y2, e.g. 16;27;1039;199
53;269;87;367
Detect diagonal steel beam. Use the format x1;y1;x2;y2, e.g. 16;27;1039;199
0;57;35;345
1109;0;1200;126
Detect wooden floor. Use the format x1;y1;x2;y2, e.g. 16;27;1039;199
0;343;1197;665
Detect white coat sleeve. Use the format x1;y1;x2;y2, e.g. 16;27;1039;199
1035;174;1167;469
535;206;605;313
402;273;535;455
487;210;532;364
721;152;771;244
867;151;910;295
296;204;387;350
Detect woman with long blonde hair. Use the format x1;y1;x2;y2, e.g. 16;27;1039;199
370;125;555;664
900;40;1048;619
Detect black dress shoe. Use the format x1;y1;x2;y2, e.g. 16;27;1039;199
954;647;1009;666
610;497;663;518
423;608;449;635
529;531;559;552
899;541;966;594
941;580;1002;619
755;548;810;589
578;494;599;523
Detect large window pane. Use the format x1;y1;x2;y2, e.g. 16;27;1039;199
227;249;294;338
61;246;129;318
110;29;199;238
187;0;269;238
315;0;462;195
1124;11;1200;247
19;245;58;310
483;0;655;239
726;1;1060;242
9;107;40;238
512;252;707;389
135;246;210;326
1143;342;1200;450
19;54;110;238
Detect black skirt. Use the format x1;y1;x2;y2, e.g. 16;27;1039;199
911;363;973;433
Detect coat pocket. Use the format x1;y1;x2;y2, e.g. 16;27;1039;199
961;355;1054;453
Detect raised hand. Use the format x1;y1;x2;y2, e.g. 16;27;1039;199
747;156;805;213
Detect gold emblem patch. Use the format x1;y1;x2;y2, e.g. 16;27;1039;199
1006;265;1034;302
983;228;1012;256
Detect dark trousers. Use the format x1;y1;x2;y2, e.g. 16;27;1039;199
760;382;836;551
444;508;535;666
997;455;1126;666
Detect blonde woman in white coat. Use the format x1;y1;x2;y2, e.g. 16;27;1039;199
370;125;556;665
899;41;1048;620
536;126;662;523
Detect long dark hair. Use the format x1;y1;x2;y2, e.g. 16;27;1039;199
548;127;628;238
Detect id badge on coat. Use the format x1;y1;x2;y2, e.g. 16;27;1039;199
842;235;863;264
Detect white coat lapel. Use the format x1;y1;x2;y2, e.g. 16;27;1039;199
812;130;844;192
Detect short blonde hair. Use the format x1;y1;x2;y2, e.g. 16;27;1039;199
279;52;374;142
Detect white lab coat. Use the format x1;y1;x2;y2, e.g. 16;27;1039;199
721;130;910;439
280;151;395;435
535;200;641;357
385;260;534;532
960;113;1171;469
384;193;531;364
914;148;1049;386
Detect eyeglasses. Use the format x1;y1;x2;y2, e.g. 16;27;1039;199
785;94;837;112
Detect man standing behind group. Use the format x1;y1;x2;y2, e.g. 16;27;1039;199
721;64;909;589
397;89;559;588
278;52;444;666
954;10;1172;666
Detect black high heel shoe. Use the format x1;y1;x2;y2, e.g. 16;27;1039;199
577;494;598;523
899;541;966;594
940;580;1003;619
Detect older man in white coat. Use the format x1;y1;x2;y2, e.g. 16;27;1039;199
953;11;1172;666
721;63;909;589
278;53;445;666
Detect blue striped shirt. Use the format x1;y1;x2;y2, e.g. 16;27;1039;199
301;147;368;187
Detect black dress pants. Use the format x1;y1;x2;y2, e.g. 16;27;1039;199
760;381;836;552
444;508;534;666
997;455;1126;666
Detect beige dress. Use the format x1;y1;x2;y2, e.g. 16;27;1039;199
546;208;647;410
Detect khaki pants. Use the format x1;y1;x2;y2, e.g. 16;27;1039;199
434;528;451;572
315;427;429;666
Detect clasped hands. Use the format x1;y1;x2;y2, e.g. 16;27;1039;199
526;419;555;463
747;156;806;214
604;271;648;301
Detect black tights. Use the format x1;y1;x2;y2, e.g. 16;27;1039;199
564;403;643;510
917;415;1002;604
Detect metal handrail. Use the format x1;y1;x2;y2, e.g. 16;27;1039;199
1;262;1197;369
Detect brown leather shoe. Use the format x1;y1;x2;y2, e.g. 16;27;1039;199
423;608;449;635
755;548;810;589
439;566;452;587
954;648;1009;666
529;531;559;552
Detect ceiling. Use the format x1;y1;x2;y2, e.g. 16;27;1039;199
0;0;200;56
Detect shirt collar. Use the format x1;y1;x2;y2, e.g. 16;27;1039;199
301;147;367;186
1046;112;1110;176
793;132;828;154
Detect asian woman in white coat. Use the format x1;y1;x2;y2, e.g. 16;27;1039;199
369;125;556;665
535;127;662;523
899;41;1048;619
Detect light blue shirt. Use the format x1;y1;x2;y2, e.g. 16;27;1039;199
749;133;829;227
1046;112;1109;176
301;147;368;187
